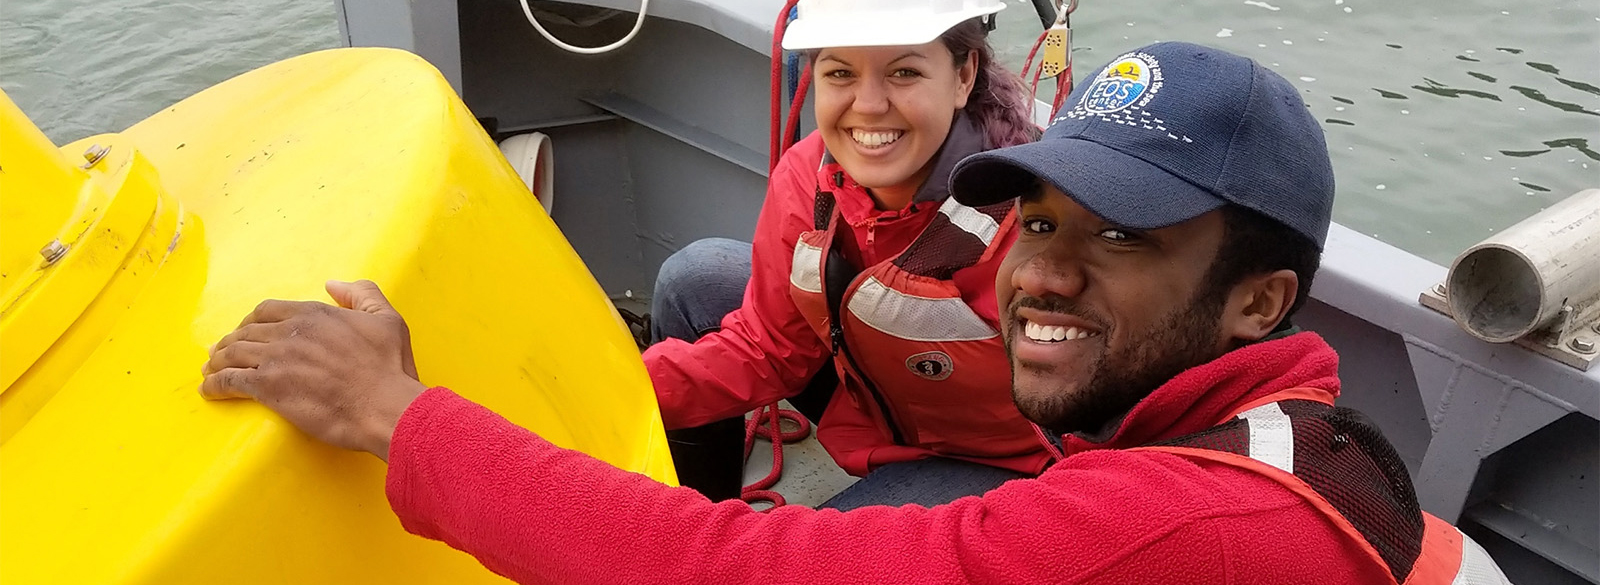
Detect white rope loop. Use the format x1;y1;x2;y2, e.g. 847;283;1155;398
519;0;651;55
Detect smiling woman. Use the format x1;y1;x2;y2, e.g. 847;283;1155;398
640;0;1052;507
811;43;977;211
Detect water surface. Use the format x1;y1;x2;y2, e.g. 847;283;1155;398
4;0;1597;264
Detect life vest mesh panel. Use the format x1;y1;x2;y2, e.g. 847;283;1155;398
893;202;1010;279
1283;402;1424;582
814;189;835;230
1150;418;1251;454
1156;400;1426;582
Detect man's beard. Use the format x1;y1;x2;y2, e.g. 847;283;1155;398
1009;287;1226;437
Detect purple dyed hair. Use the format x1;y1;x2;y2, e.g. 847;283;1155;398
939;18;1040;148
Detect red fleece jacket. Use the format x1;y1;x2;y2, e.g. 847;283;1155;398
386;332;1394;584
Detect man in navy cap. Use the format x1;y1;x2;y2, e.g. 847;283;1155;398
949;41;1339;448
200;42;1510;584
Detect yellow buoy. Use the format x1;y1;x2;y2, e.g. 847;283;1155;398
1;48;674;584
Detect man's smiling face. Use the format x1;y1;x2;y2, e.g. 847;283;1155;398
997;183;1234;435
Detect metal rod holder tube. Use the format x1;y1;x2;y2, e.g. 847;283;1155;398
1447;189;1600;343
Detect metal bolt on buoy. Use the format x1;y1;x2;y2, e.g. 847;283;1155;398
1571;337;1597;354
40;239;68;266
81;144;110;168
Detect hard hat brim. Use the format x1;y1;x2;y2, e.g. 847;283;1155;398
780;4;1004;51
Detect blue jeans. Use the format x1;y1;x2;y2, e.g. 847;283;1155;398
650;238;754;343
652;238;1026;507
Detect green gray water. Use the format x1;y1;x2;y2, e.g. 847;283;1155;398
4;0;1597;264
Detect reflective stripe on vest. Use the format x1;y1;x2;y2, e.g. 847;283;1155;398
1451;526;1512;585
937;197;1000;247
846;276;998;342
1403;514;1514;585
1237;402;1294;473
1238;402;1511;585
1144;396;1513;585
790;239;823;293
1231;408;1512;585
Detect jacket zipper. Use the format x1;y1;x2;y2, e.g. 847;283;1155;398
831;318;907;446
822;230;905;446
820;173;905;446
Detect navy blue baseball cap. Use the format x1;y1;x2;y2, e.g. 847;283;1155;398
950;41;1335;248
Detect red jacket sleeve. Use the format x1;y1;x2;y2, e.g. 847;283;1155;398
386;389;1388;585
642;139;831;430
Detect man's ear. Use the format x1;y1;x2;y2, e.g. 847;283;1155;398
1223;269;1299;342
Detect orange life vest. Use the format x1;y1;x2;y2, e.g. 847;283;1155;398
1138;390;1512;584
788;161;1049;475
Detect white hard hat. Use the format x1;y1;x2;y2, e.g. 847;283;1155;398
780;0;1006;51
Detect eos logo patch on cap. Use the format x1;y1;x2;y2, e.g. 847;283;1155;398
1080;53;1161;114
906;351;954;381
1054;50;1187;143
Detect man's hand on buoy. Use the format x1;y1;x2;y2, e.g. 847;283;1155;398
200;280;428;461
